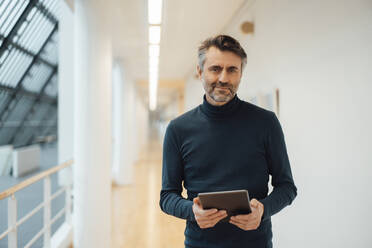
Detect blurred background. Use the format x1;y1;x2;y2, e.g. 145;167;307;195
0;0;371;247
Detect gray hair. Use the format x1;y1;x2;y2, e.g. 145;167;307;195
198;35;247;71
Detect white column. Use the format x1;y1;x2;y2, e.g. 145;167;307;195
111;61;123;183
58;0;74;186
122;76;136;184
135;96;149;157
112;63;135;185
74;0;112;247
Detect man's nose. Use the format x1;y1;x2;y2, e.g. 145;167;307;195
219;69;229;83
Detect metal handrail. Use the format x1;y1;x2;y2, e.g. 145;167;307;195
0;159;73;200
0;159;74;248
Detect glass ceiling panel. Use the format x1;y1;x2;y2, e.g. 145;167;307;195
6;96;33;122
22;62;53;93
0;0;29;37
40;0;60;20
16;7;54;54
40;32;58;64
13;126;34;147
44;74;57;97
0;127;16;146
0;91;10;112
29;102;50;121
0;48;33;87
0;0;58;147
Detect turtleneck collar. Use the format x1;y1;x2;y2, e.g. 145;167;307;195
200;94;242;119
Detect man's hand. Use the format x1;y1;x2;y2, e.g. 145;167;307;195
229;198;264;231
192;197;227;229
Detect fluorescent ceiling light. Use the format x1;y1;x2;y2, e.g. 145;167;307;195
148;0;163;25
149;44;160;58
149;77;158;111
149;66;158;73
149;56;159;68
149;26;161;44
149;77;158;89
149;69;158;78
149;72;158;81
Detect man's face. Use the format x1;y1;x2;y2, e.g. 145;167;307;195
197;46;243;105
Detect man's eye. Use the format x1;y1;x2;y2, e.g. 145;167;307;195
210;67;220;72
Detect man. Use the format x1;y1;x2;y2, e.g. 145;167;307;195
160;35;297;248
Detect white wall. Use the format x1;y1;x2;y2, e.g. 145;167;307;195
184;0;372;247
134;95;149;161
112;61;149;185
73;0;113;246
112;61;124;183
184;76;204;111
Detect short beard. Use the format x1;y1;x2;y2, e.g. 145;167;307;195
208;81;235;103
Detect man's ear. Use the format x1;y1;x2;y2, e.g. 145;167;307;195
196;65;203;80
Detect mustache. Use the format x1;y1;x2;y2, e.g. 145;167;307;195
211;81;233;89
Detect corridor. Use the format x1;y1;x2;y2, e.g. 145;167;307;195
0;0;371;247
111;141;185;248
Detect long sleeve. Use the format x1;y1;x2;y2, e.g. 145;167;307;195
260;112;297;221
159;121;196;221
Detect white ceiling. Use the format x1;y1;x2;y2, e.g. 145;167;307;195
111;0;148;80
111;0;246;82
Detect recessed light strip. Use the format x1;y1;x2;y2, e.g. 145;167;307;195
148;0;163;111
148;0;163;25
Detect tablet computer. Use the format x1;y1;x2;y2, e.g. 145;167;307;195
198;189;252;222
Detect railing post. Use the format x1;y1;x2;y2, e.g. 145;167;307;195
43;176;51;248
8;194;17;248
65;184;72;224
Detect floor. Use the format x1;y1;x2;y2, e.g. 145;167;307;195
111;141;186;248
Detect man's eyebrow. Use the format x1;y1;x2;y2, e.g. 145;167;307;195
207;65;239;70
207;65;223;70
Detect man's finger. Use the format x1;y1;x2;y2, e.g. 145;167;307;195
230;215;253;225
232;212;255;221
201;208;219;216
208;211;227;223
232;214;250;221
229;219;248;230
193;197;202;206
229;217;245;226
197;210;226;221
198;212;227;228
229;219;257;231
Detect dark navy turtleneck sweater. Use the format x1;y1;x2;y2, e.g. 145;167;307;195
160;94;297;248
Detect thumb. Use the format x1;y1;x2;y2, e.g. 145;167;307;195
250;198;259;208
193;197;201;206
